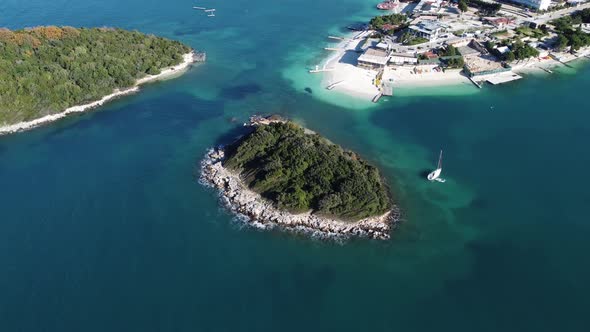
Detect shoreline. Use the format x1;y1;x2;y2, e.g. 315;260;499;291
200;148;400;241
0;51;198;136
317;28;590;100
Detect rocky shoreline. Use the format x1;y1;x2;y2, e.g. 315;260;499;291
200;148;400;240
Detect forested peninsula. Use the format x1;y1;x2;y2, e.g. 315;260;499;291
201;117;399;240
0;26;195;130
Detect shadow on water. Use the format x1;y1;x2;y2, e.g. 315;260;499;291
213;124;254;147
173;25;216;37
220;83;262;100
304;87;313;94
419;169;432;179
22;92;224;148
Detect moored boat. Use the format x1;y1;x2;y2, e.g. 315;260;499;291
427;150;446;183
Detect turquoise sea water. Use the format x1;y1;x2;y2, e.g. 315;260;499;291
2;0;590;331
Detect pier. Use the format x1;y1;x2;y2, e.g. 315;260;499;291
309;65;333;73
326;81;345;90
328;35;349;41
486;73;522;85
372;93;383;103
324;47;340;51
468;77;482;89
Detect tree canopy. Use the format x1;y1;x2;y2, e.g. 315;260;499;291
223;122;392;221
551;11;590;52
465;0;501;16
0;26;191;125
369;13;408;34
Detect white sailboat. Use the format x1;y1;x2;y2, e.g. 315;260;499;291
427;150;445;183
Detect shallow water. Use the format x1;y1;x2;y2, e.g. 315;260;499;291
1;0;590;331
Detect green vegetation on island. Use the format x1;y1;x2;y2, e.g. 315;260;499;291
223;122;392;221
0;26;191;125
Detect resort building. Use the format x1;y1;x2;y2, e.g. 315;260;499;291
376;42;391;51
413;0;444;14
483;17;516;28
357;47;390;69
389;53;418;65
510;0;550;10
408;20;447;42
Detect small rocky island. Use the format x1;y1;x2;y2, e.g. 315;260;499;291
201;116;399;240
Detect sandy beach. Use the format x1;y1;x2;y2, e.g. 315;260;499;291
0;51;197;136
318;34;590;100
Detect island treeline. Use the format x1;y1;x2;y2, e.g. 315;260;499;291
0;26;190;124
223;122;392;221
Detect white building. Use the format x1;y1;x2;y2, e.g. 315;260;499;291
408;20;447;42
357;48;390;69
413;0;443;14
389;53;418;65
511;0;550;10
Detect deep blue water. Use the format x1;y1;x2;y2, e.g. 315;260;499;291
1;0;590;331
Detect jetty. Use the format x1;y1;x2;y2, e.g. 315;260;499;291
372;93;383;103
309;65;333;73
324;47;340;51
193;6;206;10
468;77;482;89
328;35;348;41
486;73;522;85
326;81;345;90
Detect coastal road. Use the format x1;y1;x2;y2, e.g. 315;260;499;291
531;3;590;25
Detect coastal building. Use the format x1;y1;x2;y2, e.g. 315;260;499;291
510;0;550;10
408;20;447;42
376;42;391;51
389;53;418;65
413;0;443;14
483;17;516;29
357;47;390;69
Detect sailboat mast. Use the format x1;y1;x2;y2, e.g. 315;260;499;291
438;150;443;170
